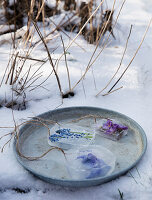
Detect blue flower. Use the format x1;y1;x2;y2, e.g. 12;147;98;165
86;165;111;179
56;129;72;136
49;128;93;143
77;153;111;179
77;153;100;167
49;135;59;142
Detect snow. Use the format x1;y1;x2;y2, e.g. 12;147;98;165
0;0;152;199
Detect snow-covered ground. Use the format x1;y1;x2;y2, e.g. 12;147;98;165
0;0;152;199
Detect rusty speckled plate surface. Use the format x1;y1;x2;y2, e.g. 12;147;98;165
13;107;147;187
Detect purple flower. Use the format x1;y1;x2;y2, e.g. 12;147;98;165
102;120;128;135
77;153;111;179
86;166;111;179
77;153;100;167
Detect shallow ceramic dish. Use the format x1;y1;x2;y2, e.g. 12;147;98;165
13;106;147;187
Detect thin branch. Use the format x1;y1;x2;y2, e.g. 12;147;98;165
32;21;63;96
87;0;127;76
1;135;14;152
102;86;123;96
32;13;74;48
60;35;71;91
48;18;86;52
71;0;117;90
108;18;152;93
96;24;133;96
56;0;105;71
24;0;45;45
16;55;47;63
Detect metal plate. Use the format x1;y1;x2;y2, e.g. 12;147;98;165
13;107;147;187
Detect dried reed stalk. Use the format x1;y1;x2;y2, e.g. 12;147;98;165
88;0;126;70
33;12;76;48
32;21;63;96
107;18;152;94
56;0;105;72
48;18;86;52
24;0;45;45
71;0;116;91
96;24;133;96
102;86;123;96
60;35;71;91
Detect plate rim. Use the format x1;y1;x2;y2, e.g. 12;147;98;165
13;106;147;186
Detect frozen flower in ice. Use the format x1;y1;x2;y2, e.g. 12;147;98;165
77;153;100;167
86;166;111;179
49;128;94;144
102;120;128;135
56;129;72;136
77;153;111;179
49;134;60;142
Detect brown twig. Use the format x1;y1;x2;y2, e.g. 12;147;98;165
5;52;18;84
56;0;105;71
32;21;63;96
96;24;133;96
72;0;126;92
102;86;123;96
1;135;14;152
108;18;152;93
60;35;71;91
48;17;86;52
86;0;126;71
69;114;108;123
71;0;116;91
32;13;74;48
15;119;65;160
16;55;47;63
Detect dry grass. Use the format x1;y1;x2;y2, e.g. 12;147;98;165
0;0;151;110
97;18;152;96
